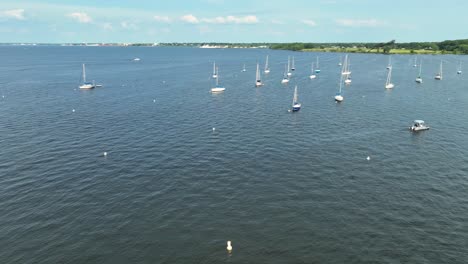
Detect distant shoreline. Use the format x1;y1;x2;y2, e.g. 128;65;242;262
1;39;467;55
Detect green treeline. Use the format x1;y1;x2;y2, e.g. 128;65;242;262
270;39;468;54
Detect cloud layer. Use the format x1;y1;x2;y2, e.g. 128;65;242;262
180;14;258;24
0;9;26;20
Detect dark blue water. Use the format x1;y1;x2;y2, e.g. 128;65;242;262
1;46;467;263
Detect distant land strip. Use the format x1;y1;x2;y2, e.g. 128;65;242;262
2;39;468;54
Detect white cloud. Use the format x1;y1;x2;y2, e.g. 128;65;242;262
180;14;199;24
180;14;257;25
336;18;382;27
154;15;171;23
201;15;258;24
0;9;26;20
302;19;317;27
67;12;92;23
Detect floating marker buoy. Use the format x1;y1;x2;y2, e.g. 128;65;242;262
212;127;215;132
103;152;108;156
72;109;75;112
226;241;232;252
153;99;156;103
366;156;370;161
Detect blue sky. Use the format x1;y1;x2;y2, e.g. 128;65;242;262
1;0;467;43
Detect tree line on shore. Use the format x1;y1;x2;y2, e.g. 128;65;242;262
269;39;468;54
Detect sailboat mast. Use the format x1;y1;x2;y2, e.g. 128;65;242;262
440;61;443;78
82;64;86;82
213;62;216;75
287;56;290;72
338;61;346;93
419;61;422;76
293;85;298;104
265;55;269;71
256;63;260;81
216;67;219;86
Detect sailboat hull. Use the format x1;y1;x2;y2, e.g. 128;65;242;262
335;95;343;102
211;87;225;93
292;105;301;111
79;84;95;89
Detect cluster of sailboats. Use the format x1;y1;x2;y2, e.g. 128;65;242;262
206;54;464;111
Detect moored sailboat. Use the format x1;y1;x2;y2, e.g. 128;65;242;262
309;62;316;79
255;63;263;87
211;67;225;93
264;55;270;74
281;64;290;84
291;85;301;111
385;66;395;89
415;60;423;83
434;60;443;80
335;62;345;102
315;56;321;73
79;64;95;89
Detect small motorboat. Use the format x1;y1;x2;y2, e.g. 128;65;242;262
410;120;430;131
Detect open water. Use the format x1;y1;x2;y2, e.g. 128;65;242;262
0;46;467;263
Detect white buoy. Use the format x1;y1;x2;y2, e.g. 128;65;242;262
212;127;215;132
226;241;232;253
153;99;156;103
72;109;75;112
366;156;371;161
103;152;108;157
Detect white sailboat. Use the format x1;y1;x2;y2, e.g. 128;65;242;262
291;85;301;111
281;64;290;84
344;66;352;85
79;64;95;89
212;62;217;78
415;60;423;83
385;66;394;89
264;55;270;74
338;55;342;66
342;54;351;75
255;63;263;87
211;67;225;93
434;60;443;80
315;56;321;73
242;63;246;72
309;62;316;79
457;61;462;74
335;63;345;102
291;56;295;71
287;56;292;77
386;56;392;70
